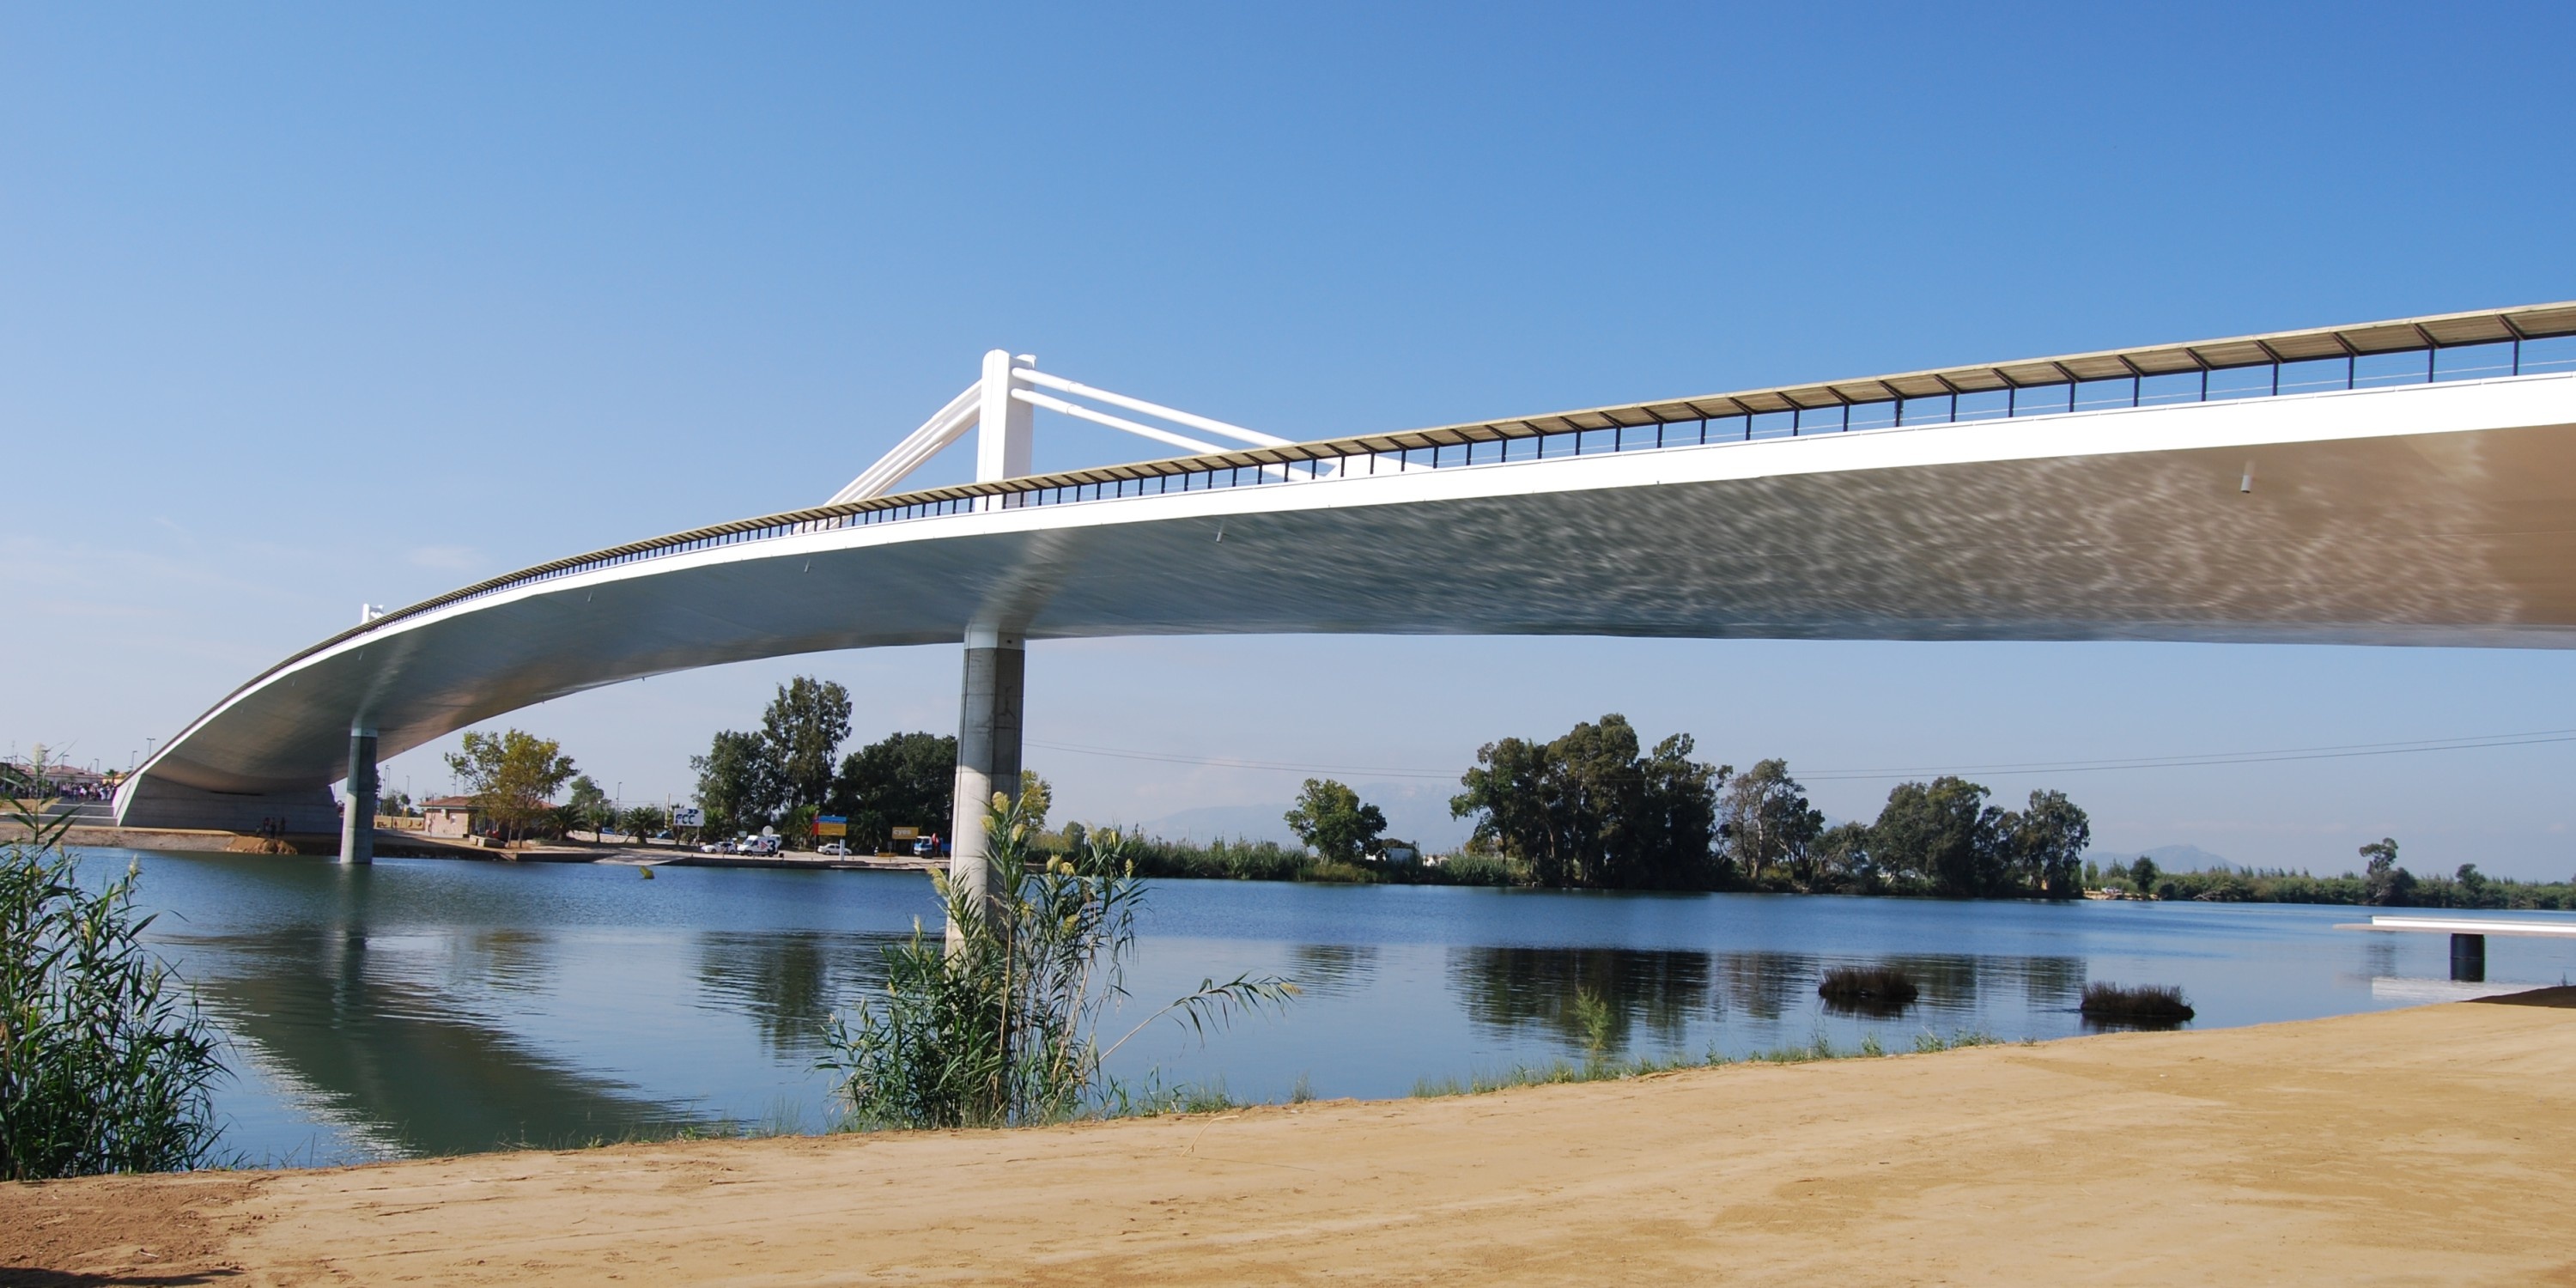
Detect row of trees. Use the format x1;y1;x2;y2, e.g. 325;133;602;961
690;677;955;850
1436;713;2092;897
2089;839;2576;908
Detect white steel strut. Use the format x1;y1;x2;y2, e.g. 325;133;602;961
828;350;1417;505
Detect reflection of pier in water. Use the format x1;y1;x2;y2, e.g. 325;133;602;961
695;930;904;1056
167;924;708;1158
1285;943;1383;999
1446;946;2092;1056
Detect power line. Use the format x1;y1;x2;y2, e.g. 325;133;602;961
1025;726;2576;785
1796;730;2576;781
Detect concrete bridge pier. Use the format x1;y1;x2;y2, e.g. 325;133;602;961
2451;933;2486;982
338;726;377;866
946;628;1024;944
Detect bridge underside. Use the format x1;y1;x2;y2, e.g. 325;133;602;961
118;374;2576;826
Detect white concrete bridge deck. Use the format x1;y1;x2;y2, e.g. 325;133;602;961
115;303;2576;840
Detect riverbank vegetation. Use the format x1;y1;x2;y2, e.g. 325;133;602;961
1109;832;1524;886
685;677;958;851
0;800;226;1179
816;792;1296;1130
2087;840;2576;908
669;685;2572;909
1443;714;2093;897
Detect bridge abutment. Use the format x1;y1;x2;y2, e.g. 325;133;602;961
947;628;1024;944
338;728;377;866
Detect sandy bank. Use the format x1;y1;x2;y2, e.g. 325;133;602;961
7;993;2573;1286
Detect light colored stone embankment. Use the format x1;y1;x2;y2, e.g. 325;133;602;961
6;992;2573;1286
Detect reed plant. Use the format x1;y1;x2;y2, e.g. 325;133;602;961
819;793;1297;1130
1817;964;1920;1010
0;799;226;1178
2079;981;2196;1024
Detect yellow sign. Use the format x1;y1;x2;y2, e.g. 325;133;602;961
814;815;848;837
891;826;919;841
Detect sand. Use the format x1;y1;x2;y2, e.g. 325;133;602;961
7;992;2573;1286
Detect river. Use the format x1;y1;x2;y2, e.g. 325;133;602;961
93;848;2576;1166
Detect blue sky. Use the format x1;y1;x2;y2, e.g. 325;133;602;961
7;4;2575;876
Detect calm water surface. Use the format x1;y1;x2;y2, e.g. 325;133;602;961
94;848;2576;1166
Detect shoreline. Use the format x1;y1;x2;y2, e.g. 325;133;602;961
42;825;945;872
27;826;2575;908
7;990;2571;1285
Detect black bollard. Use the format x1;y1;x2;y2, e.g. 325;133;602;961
2450;933;2486;982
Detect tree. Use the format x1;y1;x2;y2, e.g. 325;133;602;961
762;677;852;813
1717;760;1825;885
621;803;669;840
1620;732;1724;890
693;729;784;837
562;775;611;836
1810;821;1874;889
827;732;957;854
1996;789;2090;898
2128;855;2160;896
1451;714;1723;890
1285;779;1388;865
1869;777;1996;896
1453;734;1568;884
444;729;578;842
2360;837;2415;906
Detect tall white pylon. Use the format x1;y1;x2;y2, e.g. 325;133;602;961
826;352;1299;506
976;350;1035;509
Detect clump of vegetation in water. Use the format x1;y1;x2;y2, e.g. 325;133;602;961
0;798;227;1179
1817;964;1919;1013
818;791;1297;1130
2080;981;2196;1024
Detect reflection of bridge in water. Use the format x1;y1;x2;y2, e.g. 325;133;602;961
114;304;2576;908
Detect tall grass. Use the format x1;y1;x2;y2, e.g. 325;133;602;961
0;799;227;1178
818;794;1297;1130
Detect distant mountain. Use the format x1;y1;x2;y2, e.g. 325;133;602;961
2084;842;2234;872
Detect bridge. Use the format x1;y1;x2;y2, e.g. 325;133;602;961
114;303;2576;896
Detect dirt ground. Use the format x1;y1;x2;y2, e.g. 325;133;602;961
7;992;2573;1287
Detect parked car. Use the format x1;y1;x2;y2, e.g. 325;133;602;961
817;840;849;856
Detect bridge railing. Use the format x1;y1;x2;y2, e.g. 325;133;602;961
218;312;2576;709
